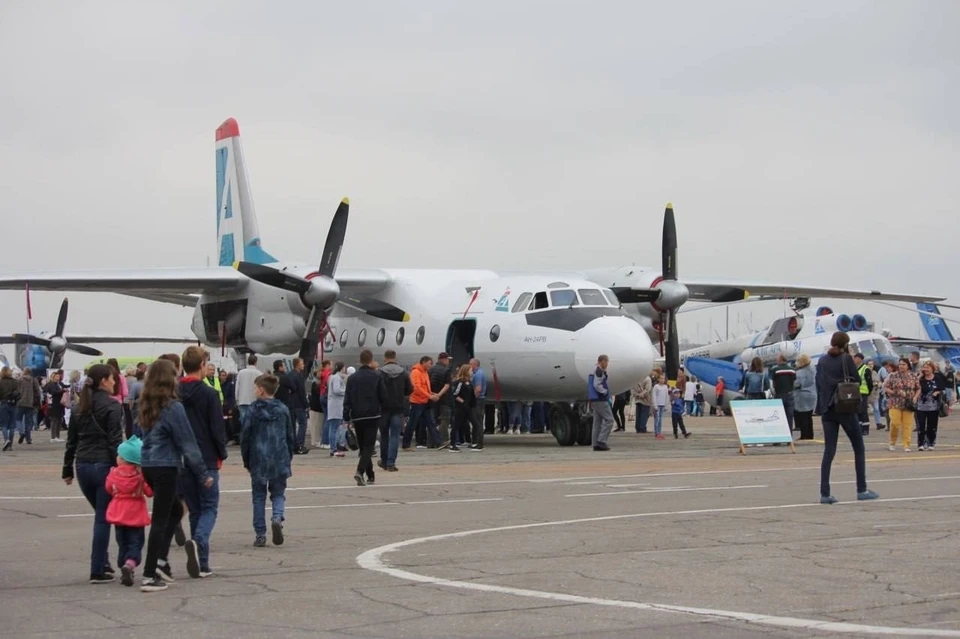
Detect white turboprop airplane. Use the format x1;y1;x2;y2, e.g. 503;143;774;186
0;118;944;445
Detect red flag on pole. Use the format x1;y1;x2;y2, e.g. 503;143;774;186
25;283;32;321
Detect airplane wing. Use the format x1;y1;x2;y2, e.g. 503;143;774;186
0;335;194;345
681;278;945;304
889;337;960;349
0;267;394;307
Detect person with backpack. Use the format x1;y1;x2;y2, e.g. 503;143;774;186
815;332;878;505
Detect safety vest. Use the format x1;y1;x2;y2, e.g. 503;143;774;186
857;365;869;396
203;376;224;403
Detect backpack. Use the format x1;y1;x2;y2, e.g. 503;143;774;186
833;355;861;414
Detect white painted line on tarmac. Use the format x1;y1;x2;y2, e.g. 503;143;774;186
565;485;768;498
405;498;504;505
357;493;960;637
875;520;960;529
282;503;400;510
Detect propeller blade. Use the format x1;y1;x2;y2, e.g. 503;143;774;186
610;287;661;305
662;202;678;281
318;198;349;279
50;352;64;369
234;262;311;295
298;308;325;374
11;333;51;347
55;298;69;337
64;343;103;356
664;309;680;386
338;296;410;322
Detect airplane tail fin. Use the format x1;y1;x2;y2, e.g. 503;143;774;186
916;302;960;366
215;118;277;266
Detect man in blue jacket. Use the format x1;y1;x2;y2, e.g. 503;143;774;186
177;346;227;579
589;355;614;451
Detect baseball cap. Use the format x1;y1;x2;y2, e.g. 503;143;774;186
438;352;451;360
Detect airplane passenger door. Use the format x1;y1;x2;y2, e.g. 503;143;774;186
446;320;476;368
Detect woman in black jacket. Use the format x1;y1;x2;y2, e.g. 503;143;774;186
62;364;124;583
815;332;878;505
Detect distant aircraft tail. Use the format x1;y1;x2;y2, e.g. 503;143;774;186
916;302;960;366
215;118;277;266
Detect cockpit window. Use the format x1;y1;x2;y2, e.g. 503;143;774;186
874;339;893;356
858;340;879;359
603;289;620;306
550;289;579;307
512;292;532;313
530;291;549;310
578;289;608;306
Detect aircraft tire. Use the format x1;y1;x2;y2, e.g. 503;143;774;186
550;403;577;446
576;415;593;446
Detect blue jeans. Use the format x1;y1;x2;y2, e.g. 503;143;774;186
0;403;16;442
522;404;532;433
16;407;35;442
634;404;650;432
508;402;522;429
181;468;219;570
293;408;308;449
76;462;113;576
115;525;145;567
325;418;341;452
872;397;882;425
319;397;329;445
821;411;866;497
380;412;403;467
404;403;443;447
653;406;665;436
251;476;287;537
684;400;695;415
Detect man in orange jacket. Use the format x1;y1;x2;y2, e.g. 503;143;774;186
402;356;446;450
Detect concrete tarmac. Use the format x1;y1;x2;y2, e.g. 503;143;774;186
2;414;960;638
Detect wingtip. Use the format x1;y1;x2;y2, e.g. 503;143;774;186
402;312;411;322
665;201;673;210
341;197;350;205
215;118;240;141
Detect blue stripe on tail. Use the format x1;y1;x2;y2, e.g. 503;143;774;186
916;302;960;367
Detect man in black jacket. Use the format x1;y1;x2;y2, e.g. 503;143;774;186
177;346;227;579
379;350;413;472
429;353;454;442
281;358;310;455
343;349;386;486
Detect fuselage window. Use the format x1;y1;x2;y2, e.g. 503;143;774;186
339;329;349;348
416;326;425;345
490;324;501;342
530;291;549;310
874;339;892;356
550;289;579;307
578;289;608;306
358;328;366;347
858;340;879;359
602;289;620;306
512;292;532;313
396;327;405;345
376;328;385;346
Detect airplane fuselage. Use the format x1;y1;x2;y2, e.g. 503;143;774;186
190;268;656;401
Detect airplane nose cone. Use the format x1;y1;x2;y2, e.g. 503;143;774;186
575;317;656;395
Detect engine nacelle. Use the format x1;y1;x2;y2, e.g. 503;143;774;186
852;314;868;331
815;306;833;317
836;314;853;332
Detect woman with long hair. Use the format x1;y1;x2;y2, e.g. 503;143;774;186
793;354;817;440
815;332;878;504
61;364;124;583
325;362;347;456
450;364;474;451
44;371;67;443
916;361;944;451
883;358;921;452
741;357;769;399
138;359;211;593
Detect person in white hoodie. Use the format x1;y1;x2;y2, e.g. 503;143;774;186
652;375;670;440
325;363;347;457
683;378;697;416
234;355;261;428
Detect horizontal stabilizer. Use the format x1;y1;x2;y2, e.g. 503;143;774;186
684;356;744;391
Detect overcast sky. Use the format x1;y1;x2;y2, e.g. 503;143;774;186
1;1;957;367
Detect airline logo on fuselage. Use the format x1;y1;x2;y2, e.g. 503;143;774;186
814;319;825;334
495;288;511;312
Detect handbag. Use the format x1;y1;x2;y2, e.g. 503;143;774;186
939;395;950;418
345;425;359;451
832;355;861;414
60;390;71;408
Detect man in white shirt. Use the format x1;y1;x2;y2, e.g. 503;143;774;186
683;379;697;416
234;354;261;426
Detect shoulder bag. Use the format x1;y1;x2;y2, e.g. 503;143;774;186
833;355;861;414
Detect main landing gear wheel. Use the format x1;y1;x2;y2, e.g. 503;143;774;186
550;403;577;446
576;414;593;446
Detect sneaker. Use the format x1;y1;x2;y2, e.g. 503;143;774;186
184;539;201;579
857;489;879;501
684;432;692;438
271;520;284;546
820;495;838;505
929;444;936;450
102;564;115;576
2;441;10;451
334;451;345;457
469;445;484;451
319;444;329;449
888;445;896;451
89;573;115;584
919;444;927;451
904;447;911;453
386;466;399;472
253;536;267;547
140;576;168;592
655;434;665;440
198;568;213;578
449;446;461;452
354;473;366;486
121;564;135;587
592;444;610;451
367;473;375;485
174;522;186;547
416;445;427;449
377;460;386;470
156;561;175;583
401;447;412;452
